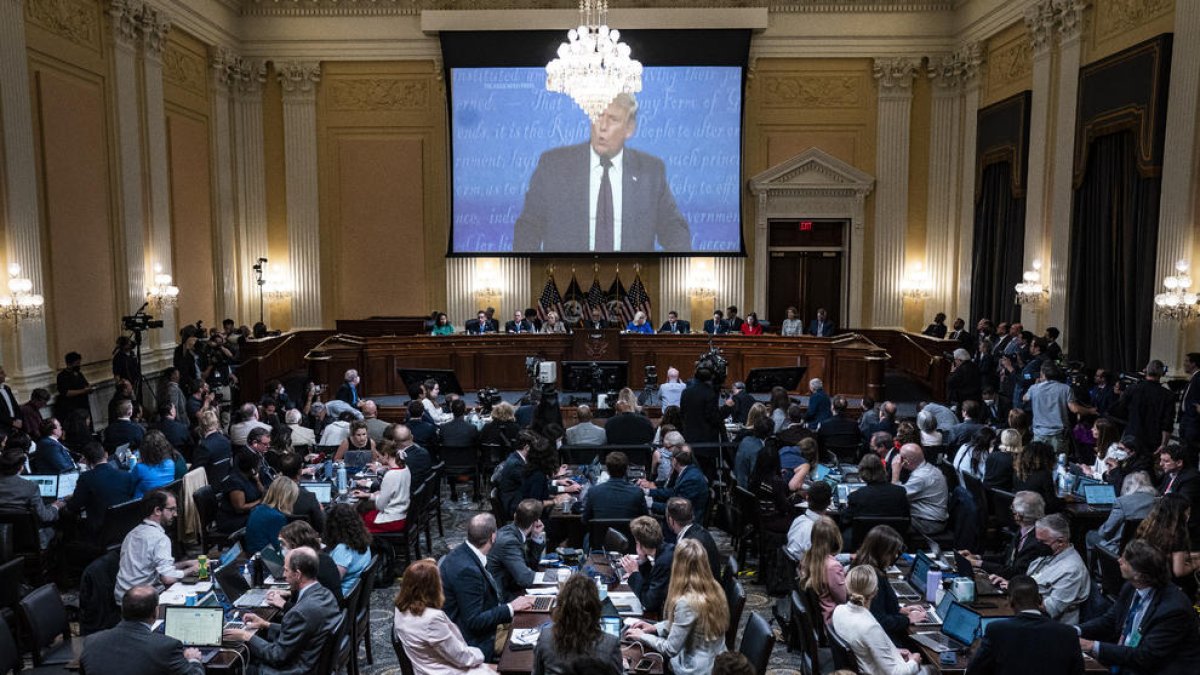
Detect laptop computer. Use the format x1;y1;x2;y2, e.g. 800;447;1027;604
953;551;1002;596
56;472;79;498
911;600;982;653
835;482;864;507
214;560;270;608
19;474;57;500
600;616;622;638
258;545;286;580
1073;476;1103;498
912;588;955;627
218;542;243;569
300;481;333;505
1083;483;1117;507
163;606;227;663
891;551;933;602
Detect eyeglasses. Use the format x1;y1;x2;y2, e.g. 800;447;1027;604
161;506;178;513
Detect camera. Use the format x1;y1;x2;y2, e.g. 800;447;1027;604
122;313;163;332
477;387;503;414
643;365;658;386
696;345;728;388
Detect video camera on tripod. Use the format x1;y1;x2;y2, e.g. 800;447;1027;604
122;303;163;336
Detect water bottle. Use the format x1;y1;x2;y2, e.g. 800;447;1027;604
242;562;252;587
250;554;265;587
1055;452;1069;492
323;459;333;482
336;462;348;494
926;569;942;603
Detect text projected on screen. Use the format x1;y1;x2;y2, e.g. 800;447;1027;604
450;66;742;255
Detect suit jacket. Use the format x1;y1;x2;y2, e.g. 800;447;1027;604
0;474;59;525
246;582;341;675
808;319;835;337
504;319;536;334
464;318;499;334
441;543;513;660
948;360;983;405
604;412;655;445
0;385;20;432
1097;490;1156;550
923;323;948;338
1078;582;1200;675
650;464;709;519
32;436;75;474
67;462;134;532
403;444;434;489
702;319;729;335
679;524;721;579
103;419;145;452
965;611;1084;675
564;422;606;446
441;418;481;449
946;420;985;450
804;390;832;428
81;620;204;675
496;451;528;518
628;543;674;615
512;143;691;253
486;523;545;601
817;415;861;451
658;320;691;334
729;391;758;426
154;418;193;455
843;483;910;522
680;382;727;444
981;527;1051;579
582;478;647;523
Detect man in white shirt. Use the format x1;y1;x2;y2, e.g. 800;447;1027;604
786;481;833;561
658;367;687;409
229;402;271;447
114;490;197;603
891;443;949;535
285;408;316;447
993;513;1089;625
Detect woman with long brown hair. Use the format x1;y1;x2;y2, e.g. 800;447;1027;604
799;516;847;624
532;574;622;675
393;559;494;675
627;538;729;675
1137;494;1200;585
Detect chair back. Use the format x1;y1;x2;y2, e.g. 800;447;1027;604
315;610;349;674
357;555;381;622
99;498;145;547
724;577;747;650
439;445;479;472
1095;545;1125;599
0;523;12;563
826;624;860;672
391;625;416;675
800;587;828;646
738;612;775;674
0;615;21;675
586;519;633;554
18;583;70;666
1119;519;1144;550
961;471;990;528
0;558;23;616
824;444;861;466
987;487;1016;531
790;590;822;674
850;516;910;553
720;554;739;590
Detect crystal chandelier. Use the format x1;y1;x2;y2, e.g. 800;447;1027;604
147;263;180;309
546;0;643;121
1154;259;1199;322
1014;259;1047;306
0;263;44;323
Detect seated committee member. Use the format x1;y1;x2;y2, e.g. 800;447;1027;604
582;451;648;524
512;93;690;253
540;311;569;334
659;311;690;334
505;310;535;334
67;441;135;534
621;515;675;616
626;539;729;674
964;574;1084;675
114;490;198;602
393;558;494;675
431;313;455;336
440;514;536;660
831;565;922;675
808;308;835;337
223;547;341;675
739;312;763;335
486;499;546;601
1077;538;1200;674
626;310;654;334
533;574;623;675
780;306;803;337
703;310;729;335
465;310;498;335
81;585;204;675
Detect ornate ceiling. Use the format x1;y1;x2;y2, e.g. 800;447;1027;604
238;0;956;17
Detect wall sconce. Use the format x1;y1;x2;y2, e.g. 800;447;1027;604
688;260;717;300
900;263;930;300
262;270;293;301
0;263;45;323
147;263;180;309
474;260;503;306
1154;259;1199;322
1014;259;1048;306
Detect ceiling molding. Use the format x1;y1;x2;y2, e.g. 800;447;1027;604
238;1;954;19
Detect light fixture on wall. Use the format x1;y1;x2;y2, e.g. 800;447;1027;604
262;270;292;301
546;0;643;121
473;260;503;308
0;263;44;323
1154;259;1199;322
1014;259;1048;306
688;260;717;301
900;262;931;301
146;263;180;309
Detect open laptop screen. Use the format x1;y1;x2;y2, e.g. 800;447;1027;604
57;472;79;499
1083;484;1117;506
164;606;224;647
301;481;333;505
19;475;57;498
910;552;932;594
941;601;981;645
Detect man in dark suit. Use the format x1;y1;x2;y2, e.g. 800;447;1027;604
604;400;654;445
223;547;341;675
441;514;536;660
724;306;744;333
1179;352;1200;462
582;452;648;525
1157;444;1200;539
388;425;432;489
947;348;983;406
658;311;691;334
946;400;986;450
816;395;862;453
583;307;612;331
807;308;835;337
727;381;758;426
702;310;728;335
66;442;135;534
504;310;535;334
513;93;690;253
277;452;325;532
641;447;709;519
0;365;22;434
1077;539;1200;674
948;317;975;352
922;313;948;339
81;585;204;675
153;402;193;457
103;399;145;453
465;310;499;335
404;400;439;449
621;515;674;615
495;443;530;520
965;574;1084;675
666;496;720;579
804;379;832;429
1114;360;1177;454
960;490;1051;579
679;368;732;445
441;399;481;449
486;499;546;601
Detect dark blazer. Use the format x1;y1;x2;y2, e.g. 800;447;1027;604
405;418;439;449
440;543;513;660
291;485;326;532
504;319;536;334
702;319;729;335
1160;467;1200;539
948;360;983;405
582;478;648;523
103;419;145;452
81;620;204;675
679;524;721;579
604;412;655;445
496;451;528;518
440;418;480;449
981;527;1052;579
402;444;433;488
804;390;832;428
1078;582;1200;675
32;437;75;474
965;611;1085;675
983;451;1015;491
193;432;233;486
486;523;545;601
650;463;709;519
0;385;20;432
246;582;341;675
817;415;861;451
808;319;835;337
512;143;691;253
658;320;691;334
334;382;359;406
1014;469;1061;513
680;382;727;444
154;418;193;455
464;318;499;334
843;482;910;522
946;420;986;450
67;462;134;532
628;542;674;616
923;323;948;338
729;391;758;426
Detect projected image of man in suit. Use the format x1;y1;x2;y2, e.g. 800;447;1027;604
513;93;691;253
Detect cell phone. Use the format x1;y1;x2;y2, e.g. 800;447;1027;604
634;658;655;673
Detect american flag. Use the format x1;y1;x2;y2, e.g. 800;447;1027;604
625;272;651;320
607;276;629;325
586;274;607;320
561;273;585;326
537;273;563;321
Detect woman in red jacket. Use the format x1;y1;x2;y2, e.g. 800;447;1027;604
740;312;764;335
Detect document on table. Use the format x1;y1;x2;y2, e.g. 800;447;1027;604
607;592;644;616
159;582;213;605
510;628;541;647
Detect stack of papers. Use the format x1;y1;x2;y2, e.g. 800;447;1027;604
510;628;540;647
527;587;558;596
158;582;213;605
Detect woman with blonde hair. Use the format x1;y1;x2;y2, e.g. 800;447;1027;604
627;538;729;674
984;427;1021;490
540;311;568;334
393;559;494;675
830;566;923;674
617;387;643;415
799;516;847;624
244;475;298;552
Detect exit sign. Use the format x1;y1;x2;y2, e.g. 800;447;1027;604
799;221;814;232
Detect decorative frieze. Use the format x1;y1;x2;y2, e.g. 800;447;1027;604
327;78;432;111
26;0;101;49
759;75;861;108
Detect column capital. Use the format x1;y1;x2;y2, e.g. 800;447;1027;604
229;55;267;97
108;0;140;48
276;61;322;97
137;3;171;57
1054;0;1089;46
927;42;983;92
1024;0;1057;57
873;57;920;93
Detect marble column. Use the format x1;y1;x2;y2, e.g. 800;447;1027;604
108;0;147;317
231;57;269;327
953;44;983;320
0;0;51;388
925;47;973;318
1019;0;1057;333
277;61;323;329
872;57;920;328
1149;0;1200;370
138;3;177;358
210;48;240;323
1045;0;1087;345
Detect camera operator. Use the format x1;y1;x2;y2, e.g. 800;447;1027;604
55;351;95;421
200;332;237;391
186;381;218;424
173;326;203;389
111;336;141;387
1111;361;1176;455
